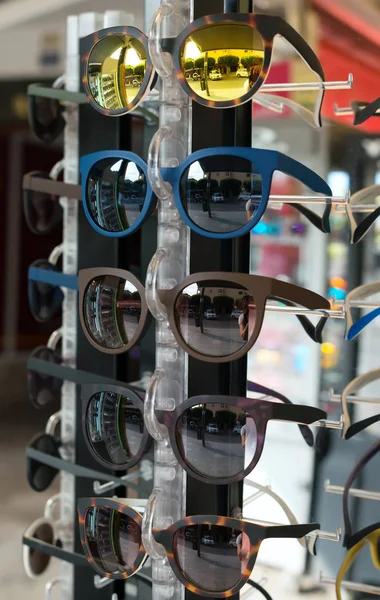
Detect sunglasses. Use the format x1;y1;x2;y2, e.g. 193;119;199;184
352;97;380;126
340;368;380;440
23;495;61;578
343;441;380;550
82;14;325;126
336;527;380;600
24;147;332;240
28;345;62;409
78;497;319;597
26;440;141;493
28;263;150;354
345;281;380;341
346;185;380;244
28;83;87;144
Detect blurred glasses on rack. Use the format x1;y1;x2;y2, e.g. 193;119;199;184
23;494;62;578
345;281;380;341
339;368;380;439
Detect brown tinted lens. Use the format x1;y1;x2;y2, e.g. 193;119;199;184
86;391;144;465
175;282;254;358
29;521;54;576
84;507;141;575
83;275;142;350
181;24;264;103
176;405;257;480
175;525;250;592
87;35;148;111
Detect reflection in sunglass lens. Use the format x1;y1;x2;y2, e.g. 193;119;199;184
84;507;141;575
86;158;147;233
175;525;249;592
28;260;64;323
180;156;263;233
181;24;264;102
29;521;54;575
176;404;257;480
175;282;254;357
87;35;148;111
86;391;144;465
83;275;141;350
28;346;62;409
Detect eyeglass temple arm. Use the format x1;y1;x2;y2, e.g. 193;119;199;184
246;579;273;600
353;97;380;125
248;380;315;447
264;522;320;540
272;297;328;344
22;535;88;567
342;441;380;544
274;152;332;233
351;205;380;244
345;307;380;341
341;368;380;438
23;173;82;200
28;266;79;291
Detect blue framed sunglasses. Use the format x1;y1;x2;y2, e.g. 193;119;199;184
79;148;332;240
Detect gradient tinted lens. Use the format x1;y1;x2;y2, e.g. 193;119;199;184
175;525;250;592
181;24;264;102
85;391;144;466
28;521;54;575
83;275;142;350
28;346;62;409
84;506;141;575
28;260;64;323
87;34;148;111
23;176;62;235
175;282;255;357
176;405;257;480
180;156;263;233
85;158;147;233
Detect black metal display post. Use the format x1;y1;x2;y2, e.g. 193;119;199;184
73;49;156;600
187;1;252;599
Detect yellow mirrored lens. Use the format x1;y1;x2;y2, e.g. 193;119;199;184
87;35;148;111
181;24;264;103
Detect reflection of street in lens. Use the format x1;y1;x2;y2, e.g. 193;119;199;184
180;317;244;357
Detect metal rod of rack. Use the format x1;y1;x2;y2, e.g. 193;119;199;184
320;573;380;595
324;480;380;501
262;73;353;92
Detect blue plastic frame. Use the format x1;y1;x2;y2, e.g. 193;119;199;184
28;265;79;290
79;147;332;240
345;309;380;341
80;150;155;239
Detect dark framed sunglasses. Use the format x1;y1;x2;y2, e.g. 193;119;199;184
78;497;319;597
24;147;332;241
28;83;87;143
82;15;324;126
352;97;380;126
28;263;150;354
28;345;62;409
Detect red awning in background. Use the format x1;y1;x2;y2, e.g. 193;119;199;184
313;0;380;132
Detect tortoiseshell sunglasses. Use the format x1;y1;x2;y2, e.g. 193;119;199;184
78;497;319;598
81;14;325;126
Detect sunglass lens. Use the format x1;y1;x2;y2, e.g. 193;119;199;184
87;34;148;111
28;346;62;409
181;24;264;103
85;391;144;466
28;260;64;323
29;96;65;143
27;433;60;492
84;506;141;575
85;158;147;233
177;404;257;480
180;156;263;233
23;174;62;235
174;525;250;592
83;275;142;350
29;521;55;575
175;282;254;358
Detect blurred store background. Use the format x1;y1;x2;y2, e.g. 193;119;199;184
1;0;380;599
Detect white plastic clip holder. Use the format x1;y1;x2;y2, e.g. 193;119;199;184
93;469;142;495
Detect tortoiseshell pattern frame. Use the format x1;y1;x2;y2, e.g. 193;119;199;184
78;497;319;598
78;498;147;579
81;26;155;117
162;13;325;124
